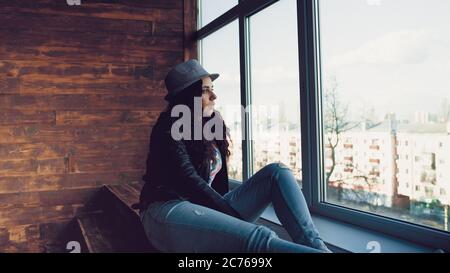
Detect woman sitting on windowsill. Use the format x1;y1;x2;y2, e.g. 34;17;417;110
134;59;331;253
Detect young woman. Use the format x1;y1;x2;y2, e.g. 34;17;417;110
136;59;331;253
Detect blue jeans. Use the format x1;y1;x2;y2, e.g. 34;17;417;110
140;163;330;253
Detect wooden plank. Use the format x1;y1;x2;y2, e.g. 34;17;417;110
0;94;166;110
98;185;156;252
0;188;98;209
121;183;141;198
0;60;170;82
0;140;150;160
0;61;154;84
0;143;67;160
6;224;40;244
0;171;145;194
18;78;166;95
0;12;154;36
0;0;183;23
153;22;184;38
0;220;74;252
42;219;90;253
0;61;168;95
0;78;20;94
0;44;183;65
0;225;35;246
0;227;9;245
0;203;85;226
70;154;147;173
0;12;183;38
0;155;148;177
0;110;55;126
79;0;183;9
0;125;152;144
0;28;183;53
0;240;47;253
37;220;73;242
67;140;149;159
106;184;140;208
76;211;115;253
127;181;145;193
0;158;66;177
0;0;183;11
55;110;160;126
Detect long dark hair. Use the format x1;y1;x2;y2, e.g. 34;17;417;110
165;80;231;172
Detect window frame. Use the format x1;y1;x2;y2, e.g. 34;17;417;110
196;0;450;251
299;0;450;251
196;0;280;181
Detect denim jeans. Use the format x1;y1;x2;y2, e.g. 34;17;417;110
140;163;330;253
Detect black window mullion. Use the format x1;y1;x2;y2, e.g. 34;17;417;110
196;5;239;40
298;0;324;208
309;0;325;208
240;0;279;17
239;11;252;181
298;0;313;207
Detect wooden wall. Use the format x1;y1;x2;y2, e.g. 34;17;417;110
0;0;197;252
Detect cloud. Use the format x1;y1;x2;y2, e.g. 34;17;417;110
328;29;434;67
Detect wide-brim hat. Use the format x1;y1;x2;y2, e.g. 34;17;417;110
164;59;219;101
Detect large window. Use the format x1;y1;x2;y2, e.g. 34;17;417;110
199;20;242;181
197;0;450;250
248;0;302;180
318;0;450;233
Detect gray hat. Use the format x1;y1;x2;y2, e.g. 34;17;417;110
164;59;219;101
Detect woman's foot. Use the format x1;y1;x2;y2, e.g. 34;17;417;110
311;238;333;253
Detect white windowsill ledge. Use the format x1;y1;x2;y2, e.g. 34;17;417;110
260;205;434;253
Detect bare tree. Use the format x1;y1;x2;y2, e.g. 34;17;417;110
323;77;352;184
323;76;380;210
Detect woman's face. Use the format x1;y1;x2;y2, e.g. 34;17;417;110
201;76;217;117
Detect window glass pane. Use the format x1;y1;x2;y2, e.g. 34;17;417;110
248;0;302;181
199;0;238;28
200;20;242;181
319;0;450;232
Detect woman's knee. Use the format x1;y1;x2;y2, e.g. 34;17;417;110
265;162;290;172
262;163;291;178
245;225;278;253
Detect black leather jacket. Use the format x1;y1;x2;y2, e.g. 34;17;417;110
137;111;241;219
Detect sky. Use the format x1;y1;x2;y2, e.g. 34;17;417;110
320;0;450;121
199;0;450;123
